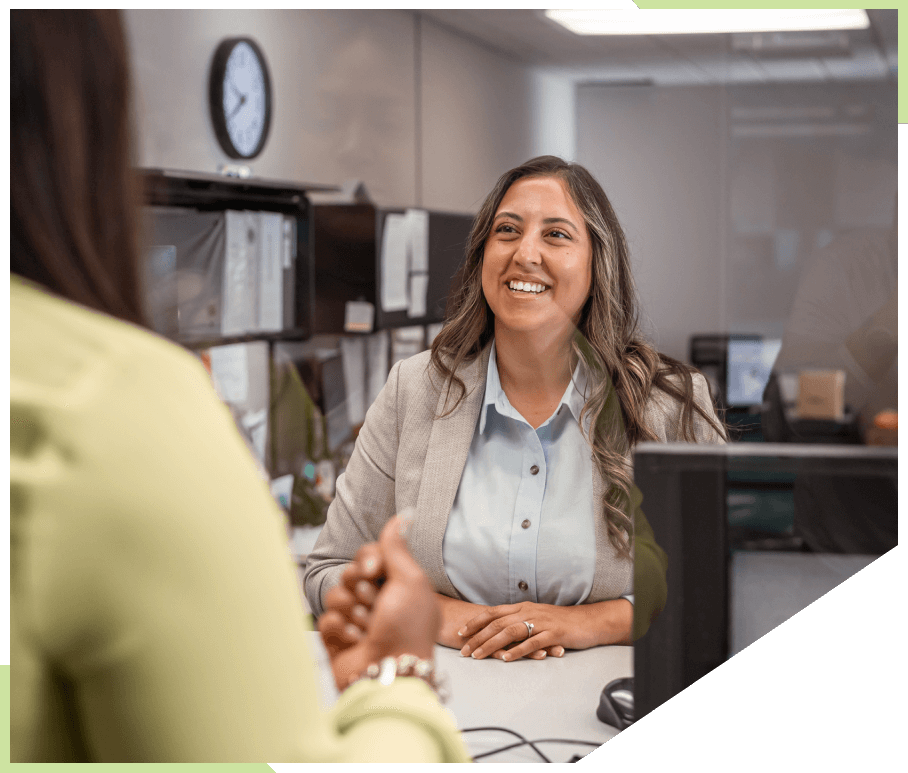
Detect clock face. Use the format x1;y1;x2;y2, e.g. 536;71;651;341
210;38;272;159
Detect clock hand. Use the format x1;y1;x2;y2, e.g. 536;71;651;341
225;78;247;116
227;93;247;120
226;78;243;101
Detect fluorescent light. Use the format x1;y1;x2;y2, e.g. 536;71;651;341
544;9;870;36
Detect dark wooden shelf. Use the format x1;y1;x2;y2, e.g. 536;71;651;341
177;328;312;350
139;167;337;212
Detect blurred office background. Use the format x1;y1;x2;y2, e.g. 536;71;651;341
126;8;897;361
124;10;897;653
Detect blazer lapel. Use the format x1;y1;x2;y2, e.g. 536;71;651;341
410;344;491;599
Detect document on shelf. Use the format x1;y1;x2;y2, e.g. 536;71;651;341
405;208;430;274
281;216;296;270
408;273;429;318
366;330;390;408
209;343;249;404
393;325;424;342
340;335;367;427
380;213;409;312
258;211;283;332
426;321;444;347
391;326;425;367
344;300;375;333
241;408;268;466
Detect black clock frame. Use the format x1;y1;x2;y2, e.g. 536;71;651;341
208;36;273;160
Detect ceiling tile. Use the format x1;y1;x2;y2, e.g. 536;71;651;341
691;55;768;85
757;58;828;83
821;46;889;81
418;9;896;85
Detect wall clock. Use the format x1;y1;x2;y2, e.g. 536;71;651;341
209;37;273;159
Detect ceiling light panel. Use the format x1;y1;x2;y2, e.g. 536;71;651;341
544;9;870;36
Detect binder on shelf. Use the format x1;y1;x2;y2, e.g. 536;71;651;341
222;210;257;337
258;211;284;332
139;168;330;347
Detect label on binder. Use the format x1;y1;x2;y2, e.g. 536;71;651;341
344;301;375;333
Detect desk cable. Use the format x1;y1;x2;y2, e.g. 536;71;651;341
460;726;604;763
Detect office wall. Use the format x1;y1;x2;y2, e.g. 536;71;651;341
577;85;725;363
419;20;534;212
125;10;416;206
576;82;897;363
124;10;534;212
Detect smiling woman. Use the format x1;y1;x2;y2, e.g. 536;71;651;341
483;176;593;347
305;155;727;660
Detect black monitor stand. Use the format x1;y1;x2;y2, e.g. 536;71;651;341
632;442;897;721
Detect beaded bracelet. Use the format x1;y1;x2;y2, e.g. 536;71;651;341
349;654;448;702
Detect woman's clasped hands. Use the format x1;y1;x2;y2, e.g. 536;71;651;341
323;521;589;664
457;602;607;662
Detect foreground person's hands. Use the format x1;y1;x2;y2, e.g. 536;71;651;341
458;599;632;661
318;515;440;691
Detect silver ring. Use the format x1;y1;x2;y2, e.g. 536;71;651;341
523;621;534;639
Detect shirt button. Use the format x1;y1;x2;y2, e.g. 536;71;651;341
518;580;528;591
521;519;531;529
530;465;540;475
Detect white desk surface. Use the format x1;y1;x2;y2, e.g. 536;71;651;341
730;551;878;656
305;631;631;763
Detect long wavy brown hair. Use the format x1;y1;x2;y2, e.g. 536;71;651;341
11;9;146;327
431;156;726;557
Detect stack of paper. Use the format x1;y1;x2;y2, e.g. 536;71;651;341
380;208;431;319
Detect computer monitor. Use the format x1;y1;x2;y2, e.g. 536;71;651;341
689;334;783;412
726;337;782;408
632;441;896;721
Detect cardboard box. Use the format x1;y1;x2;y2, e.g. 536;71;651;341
864;426;897;446
797;370;845;420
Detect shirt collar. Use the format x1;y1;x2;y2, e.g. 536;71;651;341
479;339;591;434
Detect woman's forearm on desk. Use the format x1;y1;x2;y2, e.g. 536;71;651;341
582;598;633;648
435;593;488;649
459;598;633;659
496;599;633;651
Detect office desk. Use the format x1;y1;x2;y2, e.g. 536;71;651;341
729;551;878;656
306;632;630;763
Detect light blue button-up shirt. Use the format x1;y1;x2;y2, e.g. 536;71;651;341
442;341;633;607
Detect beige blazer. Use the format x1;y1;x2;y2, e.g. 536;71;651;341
303;343;722;617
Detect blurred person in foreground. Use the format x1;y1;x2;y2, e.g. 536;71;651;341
305;155;727;660
10;9;468;762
